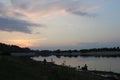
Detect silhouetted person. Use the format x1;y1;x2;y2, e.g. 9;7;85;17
81;64;88;71
77;66;81;70
84;64;88;70
43;59;47;64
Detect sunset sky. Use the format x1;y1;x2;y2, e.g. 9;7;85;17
0;0;120;50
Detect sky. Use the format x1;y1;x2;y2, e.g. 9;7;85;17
0;0;120;50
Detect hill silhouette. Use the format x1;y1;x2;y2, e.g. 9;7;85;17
0;43;31;55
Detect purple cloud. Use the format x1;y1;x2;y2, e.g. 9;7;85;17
0;16;41;33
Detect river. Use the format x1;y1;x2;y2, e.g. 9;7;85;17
32;56;120;73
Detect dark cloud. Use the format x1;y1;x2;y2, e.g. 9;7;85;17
0;16;41;33
0;2;43;34
66;8;90;16
10;0;97;17
0;0;98;33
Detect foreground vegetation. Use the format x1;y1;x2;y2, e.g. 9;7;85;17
0;56;115;80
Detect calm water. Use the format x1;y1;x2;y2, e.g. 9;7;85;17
32;56;120;73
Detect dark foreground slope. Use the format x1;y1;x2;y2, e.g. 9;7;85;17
0;56;115;80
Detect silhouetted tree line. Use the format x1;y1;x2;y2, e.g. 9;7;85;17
1;42;120;56
53;49;78;53
0;43;31;55
80;47;120;53
43;47;120;54
36;47;120;56
35;50;53;56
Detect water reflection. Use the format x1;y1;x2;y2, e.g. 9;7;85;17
32;56;120;73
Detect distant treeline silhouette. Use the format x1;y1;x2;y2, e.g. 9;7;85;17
0;43;31;55
0;42;120;56
41;47;120;54
80;47;120;53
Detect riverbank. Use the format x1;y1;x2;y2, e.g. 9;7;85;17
0;56;119;80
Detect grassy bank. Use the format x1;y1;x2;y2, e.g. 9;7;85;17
0;56;117;80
